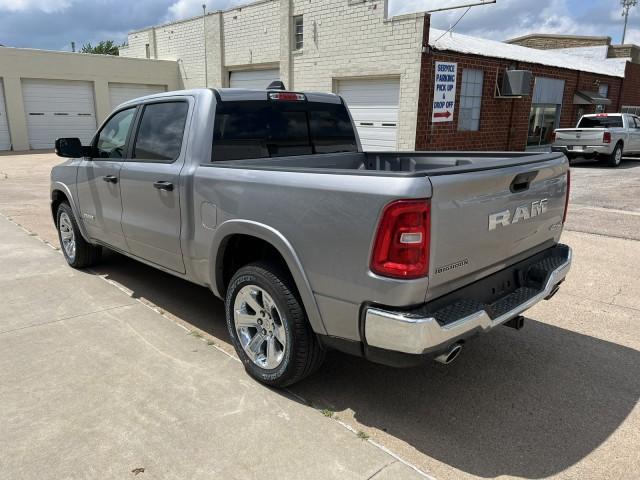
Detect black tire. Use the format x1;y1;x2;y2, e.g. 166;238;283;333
56;202;102;268
606;143;623;167
225;262;325;387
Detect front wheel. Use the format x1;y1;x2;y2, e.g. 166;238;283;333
56;202;102;268
225;262;325;387
606;143;623;167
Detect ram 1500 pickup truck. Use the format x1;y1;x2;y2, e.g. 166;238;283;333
552;113;640;167
51;88;572;387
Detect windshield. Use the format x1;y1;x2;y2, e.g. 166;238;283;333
212;100;358;161
578;116;623;128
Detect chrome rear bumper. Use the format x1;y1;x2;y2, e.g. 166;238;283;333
364;245;572;355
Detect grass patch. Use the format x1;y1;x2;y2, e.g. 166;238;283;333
189;330;203;338
321;409;334;418
356;431;369;440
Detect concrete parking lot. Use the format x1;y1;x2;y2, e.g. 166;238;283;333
1;152;639;480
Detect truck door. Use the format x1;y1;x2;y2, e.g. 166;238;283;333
76;107;137;251
119;99;190;273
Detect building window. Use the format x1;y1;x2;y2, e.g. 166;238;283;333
458;69;483;131
145;43;150;59
293;15;303;50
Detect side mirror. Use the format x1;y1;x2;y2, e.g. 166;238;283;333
55;138;84;158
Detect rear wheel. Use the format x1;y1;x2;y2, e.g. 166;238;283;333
225;262;325;387
606;143;623;167
56;202;102;268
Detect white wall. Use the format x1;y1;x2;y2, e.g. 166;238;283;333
120;0;426;149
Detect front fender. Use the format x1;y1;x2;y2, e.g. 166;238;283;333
50;180;91;243
209;219;327;336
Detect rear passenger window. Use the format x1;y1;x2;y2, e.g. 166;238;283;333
133;102;189;162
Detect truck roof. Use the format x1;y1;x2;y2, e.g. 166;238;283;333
115;88;343;110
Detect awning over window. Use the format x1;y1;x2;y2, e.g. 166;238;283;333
574;91;612;105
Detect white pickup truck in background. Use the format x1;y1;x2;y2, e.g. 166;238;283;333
552;113;640;167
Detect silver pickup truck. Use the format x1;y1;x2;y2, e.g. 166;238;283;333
552;113;640;167
51;88;571;387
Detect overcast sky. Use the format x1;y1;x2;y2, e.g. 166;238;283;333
0;0;637;51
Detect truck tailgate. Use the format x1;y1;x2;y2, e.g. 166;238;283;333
554;128;606;146
426;158;568;300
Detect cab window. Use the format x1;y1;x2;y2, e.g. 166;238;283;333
95;108;136;159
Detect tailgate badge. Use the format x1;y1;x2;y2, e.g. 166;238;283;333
435;258;469;275
488;199;548;231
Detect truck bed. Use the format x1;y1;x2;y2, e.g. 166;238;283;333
212;150;565;176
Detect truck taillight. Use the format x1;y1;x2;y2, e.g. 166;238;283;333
371;199;430;279
603;132;612;143
563;170;570;224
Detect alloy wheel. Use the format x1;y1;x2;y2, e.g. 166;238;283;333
233;285;286;369
58;212;76;261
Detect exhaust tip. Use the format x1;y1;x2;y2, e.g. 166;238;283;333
435;343;463;365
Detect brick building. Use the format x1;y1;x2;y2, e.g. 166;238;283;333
115;0;640;152
418;27;632;151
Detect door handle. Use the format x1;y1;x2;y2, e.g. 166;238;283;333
103;175;118;184
153;181;174;191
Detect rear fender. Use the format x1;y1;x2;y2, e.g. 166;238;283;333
209;219;327;335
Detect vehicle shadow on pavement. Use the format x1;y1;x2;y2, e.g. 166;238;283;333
90;251;640;479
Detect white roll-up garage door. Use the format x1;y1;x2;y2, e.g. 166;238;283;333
229;69;280;89
0;80;11;151
337;78;400;151
109;83;166;110
22;79;97;149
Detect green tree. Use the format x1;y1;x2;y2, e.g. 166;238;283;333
80;40;121;56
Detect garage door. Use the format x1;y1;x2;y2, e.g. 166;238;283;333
337;78;399;151
109;83;166;110
22;79;97;149
0;80;11;151
229;69;280;89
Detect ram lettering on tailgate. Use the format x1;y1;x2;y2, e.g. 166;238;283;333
488;199;548;231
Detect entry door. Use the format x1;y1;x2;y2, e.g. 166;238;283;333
76;107;137;251
119;100;190;273
337;78;400;151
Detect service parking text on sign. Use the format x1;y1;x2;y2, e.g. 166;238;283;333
432;62;457;123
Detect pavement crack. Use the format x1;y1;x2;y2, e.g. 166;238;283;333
564;227;640;242
366;460;397;480
561;290;640;313
610;287;624;305
0;302;136;336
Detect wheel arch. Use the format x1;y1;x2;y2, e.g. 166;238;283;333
50;182;91;242
210;220;327;336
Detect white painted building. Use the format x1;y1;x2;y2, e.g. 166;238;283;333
120;0;427;151
0;47;181;151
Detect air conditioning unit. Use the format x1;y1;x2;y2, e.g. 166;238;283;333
501;70;533;96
